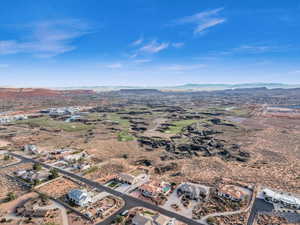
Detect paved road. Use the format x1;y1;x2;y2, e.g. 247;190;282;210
247;198;274;225
11;153;204;225
0;160;24;169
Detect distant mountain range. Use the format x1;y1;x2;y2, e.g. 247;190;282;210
56;83;300;92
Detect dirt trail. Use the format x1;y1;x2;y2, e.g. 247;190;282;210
143;115;168;137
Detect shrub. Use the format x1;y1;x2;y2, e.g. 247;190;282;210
5;192;16;202
48;168;59;179
3;155;10;161
33;163;42;171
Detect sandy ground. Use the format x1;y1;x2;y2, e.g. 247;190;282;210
0;140;10;148
0;192;38;216
36;177;82;198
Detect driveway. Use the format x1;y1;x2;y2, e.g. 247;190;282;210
247;198;274;225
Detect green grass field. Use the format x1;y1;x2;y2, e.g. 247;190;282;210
117;130;134;141
17;117;93;132
86;112;101;120
165;119;198;134
108;113;130;128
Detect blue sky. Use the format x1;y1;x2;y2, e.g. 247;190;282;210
1;0;300;87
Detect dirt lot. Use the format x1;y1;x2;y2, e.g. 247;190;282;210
0;192;62;225
36;177;83;198
161;115;300;194
0;155;19;167
0;162;33;174
0;173;27;202
68;212;90;225
0;140;10;148
213;212;248;225
254;213;296;225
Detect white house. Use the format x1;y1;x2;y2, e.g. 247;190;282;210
63;151;87;162
262;188;300;210
118;169;148;185
23;144;40;155
177;183;208;201
68;189;92;207
132;213;170;225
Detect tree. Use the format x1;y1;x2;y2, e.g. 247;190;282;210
3;155;10;161
5;192;16;202
39;193;49;202
114;215;124;224
49;168;59;179
33;163;42;171
33;179;41;186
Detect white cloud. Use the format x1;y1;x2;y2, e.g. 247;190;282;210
194;18;226;33
133;59;152;64
131;37;143;46
176;8;226;34
106;63;123;69
209;44;287;57
0;19;91;58
138;40;169;54
172;42;185;48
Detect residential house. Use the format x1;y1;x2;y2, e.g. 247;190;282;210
16;199;56;218
139;181;171;198
23;144;40;155
118;169;148;185
48;107;80;116
177;182;208;201
262;188;300;210
0;114;28;124
16;170;49;183
68;189;92;207
132;213;171;225
217;185;246;202
63;151;87;163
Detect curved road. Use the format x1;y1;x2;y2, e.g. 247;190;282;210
10;153;204;225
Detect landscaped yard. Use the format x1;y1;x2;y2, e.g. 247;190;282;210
107;181;121;189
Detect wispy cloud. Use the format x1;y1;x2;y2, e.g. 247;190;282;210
176;8;226;34
133;59;152;64
138;40;169;54
129;39;181;58
209;44;290;57
0;19;91;58
106;63;123;69
131;37;143;46
172;42;185;48
233;45;274;53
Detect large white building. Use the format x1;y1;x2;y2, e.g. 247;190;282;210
262;188;300;210
67;189;92;207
